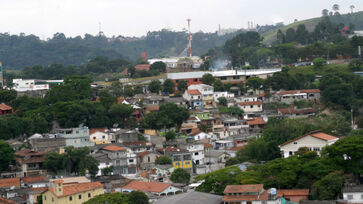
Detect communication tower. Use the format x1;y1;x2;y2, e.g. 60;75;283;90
187;18;192;57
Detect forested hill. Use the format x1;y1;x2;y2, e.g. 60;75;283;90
262;11;363;44
0;30;240;69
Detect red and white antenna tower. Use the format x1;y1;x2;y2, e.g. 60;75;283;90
187;18;192;57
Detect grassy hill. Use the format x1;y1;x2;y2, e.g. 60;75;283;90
262;11;363;44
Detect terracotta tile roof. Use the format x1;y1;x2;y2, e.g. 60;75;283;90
146;105;159;112
0;178;20;188
15;149;47;157
279;131;338;147
258;93;265;97
16;156;45;164
204;143;213;148
137;151;153;157
187;89;201;95
117;97;126;104
224;184;264;194
277;89;320;95
0;104;13;110
311;132;338;141
247;117;266;126
0;197;17;204
48;182;103;197
102;145;125;152
54;179;64;184
135;64;151;71
238;101;263;106
22;176;47;184
90;128;108;135
162;146;188;153
277;189;309;197
121;68;128;75
122;181;171;193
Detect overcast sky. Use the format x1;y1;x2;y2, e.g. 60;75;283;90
0;0;362;39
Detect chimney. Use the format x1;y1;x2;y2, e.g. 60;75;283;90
54;179;64;196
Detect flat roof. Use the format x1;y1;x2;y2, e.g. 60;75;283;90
167;69;281;80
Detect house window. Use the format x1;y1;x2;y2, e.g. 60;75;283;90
88;193;91;198
194;79;198;82
289;151;293;155
44;196;46;200
233;76;240;79
93;137;96;140
250;105;253;108
313;147;320;151
69;196;73;201
52;197;54;202
148;156;150;162
129;159;134;163
102;136;105;139
194;152;199;156
293;142;297;144
347;195;353;200
79;194;82;199
221;77;227;80
361;194;363;199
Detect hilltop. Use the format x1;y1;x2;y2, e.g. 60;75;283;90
262;11;363;44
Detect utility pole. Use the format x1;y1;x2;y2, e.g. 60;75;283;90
358;46;362;62
0;61;3;87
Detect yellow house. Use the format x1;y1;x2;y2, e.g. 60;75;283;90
172;153;193;170
42;179;104;204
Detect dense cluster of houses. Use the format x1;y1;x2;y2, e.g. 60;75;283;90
2;69;351;204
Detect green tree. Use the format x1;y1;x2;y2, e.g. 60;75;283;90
124;85;135;97
225;157;240;166
285;28;296;43
213;80;224;91
0;140;14;171
150;61;166;73
246;77;264;92
201;73;215;85
65;75;92;99
0;89;17;103
159;103;189;130
108;104;133;127
322;9;329;17
170;168;191;184
84;192;130;204
165;131;177;141
217;97;227;106
134;85;144;94
102;166;114;176
312;171;345;200
349;59;362;71
148;80;162;93
44;152;66;174
177;80;187;93
155;156;172;165
313;57;326;70
163;79;175;94
99;89;117;110
129;191;149;204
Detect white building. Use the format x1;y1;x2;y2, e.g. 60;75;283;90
342;185;363;204
188;84;215;107
279;131;339;158
90;128;110;144
237;101;263;113
12;79;49;92
214;92;234;102
180;142;205;165
190;132;212;141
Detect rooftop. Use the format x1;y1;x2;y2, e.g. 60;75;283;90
0;178;20;188
277;89;320;95
224;184;264;194
48;182;103;197
122;181;171;193
155;190;223;204
237;101;263;106
247;117;266;126
187;89;201;95
0;104;13;110
135;64;151;71
279;131;338;147
102;145;126;152
277;189;309;196
90;128;108;135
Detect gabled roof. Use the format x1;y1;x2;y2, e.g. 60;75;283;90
222;191;269;202
22;176;47;184
224;184;264;194
187;89;201;95
15;149;47;157
0;197;17;204
0;104;13;110
247;117;266;126
278;107;314;115
123;141;153;147
277;189;309;196
122;181;171;193
137;151;155;157
90;128;108;135
48;182;103;197
279;131;338;147
0;178;20;188
102;145;125;152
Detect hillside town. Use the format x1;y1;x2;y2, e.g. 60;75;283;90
0;2;363;204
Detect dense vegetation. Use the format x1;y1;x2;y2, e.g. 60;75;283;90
196;133;363;200
0;29;240;69
84;191;148;204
